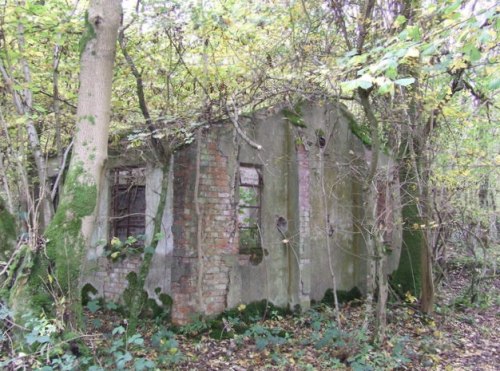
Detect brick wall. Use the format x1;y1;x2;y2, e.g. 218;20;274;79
171;127;238;324
94;256;142;302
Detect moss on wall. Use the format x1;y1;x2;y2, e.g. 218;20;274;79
336;104;372;146
0;197;16;260
321;287;362;306
122;272;172;322
390;202;422;296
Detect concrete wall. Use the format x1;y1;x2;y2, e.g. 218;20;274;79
82;155;174;304
84;101;403;323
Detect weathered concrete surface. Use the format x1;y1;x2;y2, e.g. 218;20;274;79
82;155;174;303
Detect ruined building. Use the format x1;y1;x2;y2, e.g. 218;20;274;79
83;101;402;324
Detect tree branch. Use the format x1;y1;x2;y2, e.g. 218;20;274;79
51;140;73;201
226;97;262;150
356;0;376;53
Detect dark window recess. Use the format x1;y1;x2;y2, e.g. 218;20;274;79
238;165;263;264
110;168;146;243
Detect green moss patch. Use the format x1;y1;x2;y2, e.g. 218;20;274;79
174;300;292;340
20;164;98;323
122;273;172;323
0;197;16;260
321;287;363;307
79;11;96;56
390;202;422;297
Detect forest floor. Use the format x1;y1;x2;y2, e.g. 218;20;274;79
81;256;499;371
2;257;497;370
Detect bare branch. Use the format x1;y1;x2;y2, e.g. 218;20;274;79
226;97;262;151
51;140;73;201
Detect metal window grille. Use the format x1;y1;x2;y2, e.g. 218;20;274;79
238;164;262;257
110;168;146;242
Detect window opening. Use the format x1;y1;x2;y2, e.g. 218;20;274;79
315;129;326;148
238;164;263;264
110;168;146;243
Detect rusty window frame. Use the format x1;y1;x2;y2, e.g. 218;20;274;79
238;164;263;258
110;167;146;243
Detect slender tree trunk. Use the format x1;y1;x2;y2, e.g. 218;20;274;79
418;155;435;313
319;143;341;327
0;4;54;230
358;90;389;340
19;0;123;328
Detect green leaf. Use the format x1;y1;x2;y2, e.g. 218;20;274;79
255;337;269;350
341;76;373;92
341;79;361;92
394;15;407;27
422;43;437;56
487;78;500;91
407;25;421;41
394;77;415;86
443;1;461;15
358;80;372;90
154;232;165;241
87;300;100;313
112;325;126;335
478;30;492;44
134;358;155;371
25;333;50;345
357;77;373;90
386;66;398;79
116;351;133;369
125;236;138;245
349;53;368;66
468;47;481;62
378;81;395;95
128;333;145;346
110;236;122;248
106;302;119;310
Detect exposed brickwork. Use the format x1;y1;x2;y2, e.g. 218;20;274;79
171;141;198;324
95;256;142;302
171;127;238;324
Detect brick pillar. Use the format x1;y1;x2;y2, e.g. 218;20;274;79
171;128;238;324
171;144;199;324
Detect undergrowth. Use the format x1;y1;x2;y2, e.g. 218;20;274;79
0;297;412;370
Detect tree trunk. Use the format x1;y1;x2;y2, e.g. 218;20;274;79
418;156;435;313
19;0;122;328
358;90;389;340
0;4;54;231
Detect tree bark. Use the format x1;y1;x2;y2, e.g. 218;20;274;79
22;0;122;328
